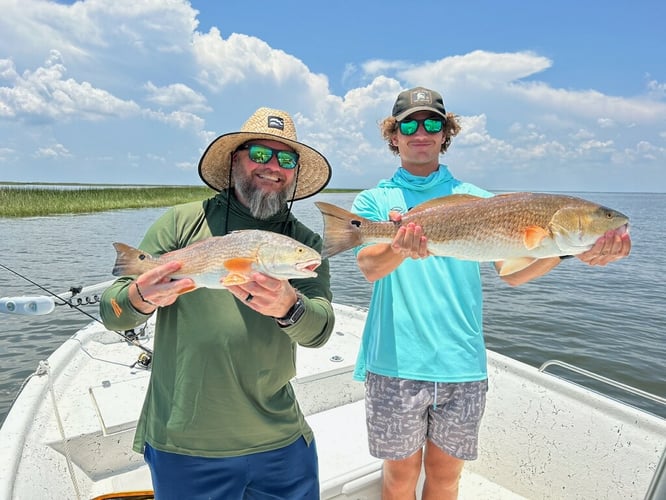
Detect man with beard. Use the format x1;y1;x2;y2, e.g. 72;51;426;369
100;107;335;500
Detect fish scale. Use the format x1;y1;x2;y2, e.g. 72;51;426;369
153;234;263;275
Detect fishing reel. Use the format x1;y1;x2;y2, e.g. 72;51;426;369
124;324;153;369
123;324;147;343
132;351;153;369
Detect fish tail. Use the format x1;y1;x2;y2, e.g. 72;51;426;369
112;242;158;276
315;202;367;259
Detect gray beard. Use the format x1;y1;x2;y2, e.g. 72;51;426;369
232;167;295;220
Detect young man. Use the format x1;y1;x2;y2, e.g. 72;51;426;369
351;87;631;499
100;107;335;499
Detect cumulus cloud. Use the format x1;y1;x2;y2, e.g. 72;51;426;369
399;50;553;91
0;59;18;81
362;59;412;76
0;51;140;123
611;140;666;165
34;143;71;158
191;29;330;106
0;0;664;192
176;160;195;171
0;0;198;68
646;77;666;99
0;146;16;162
143;108;206;130
144;82;211;113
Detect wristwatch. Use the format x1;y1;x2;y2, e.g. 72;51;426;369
275;295;306;327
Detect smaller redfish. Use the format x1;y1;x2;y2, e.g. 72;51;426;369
112;229;321;288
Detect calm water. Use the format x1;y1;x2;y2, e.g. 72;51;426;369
1;192;664;425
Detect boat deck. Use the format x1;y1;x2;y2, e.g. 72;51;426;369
310;399;528;499
0;303;664;499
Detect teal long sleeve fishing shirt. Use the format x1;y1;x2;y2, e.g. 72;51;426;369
100;191;335;457
352;165;492;383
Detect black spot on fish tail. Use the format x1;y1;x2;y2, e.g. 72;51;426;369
314;201;368;259
111;242;156;277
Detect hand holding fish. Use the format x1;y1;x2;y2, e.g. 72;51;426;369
575;227;631;266
354;212;430;283
130;261;196;313
226;272;299;318
388;211;429;260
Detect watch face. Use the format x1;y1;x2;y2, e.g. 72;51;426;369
290;298;305;323
277;297;305;326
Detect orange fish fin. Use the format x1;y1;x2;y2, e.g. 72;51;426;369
409;194;483;213
220;258;254;286
178;284;197;295
498;257;538;276
523;226;549;250
224;258;255;273
222;273;250;286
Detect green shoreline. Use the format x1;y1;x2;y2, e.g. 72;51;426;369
0;185;360;218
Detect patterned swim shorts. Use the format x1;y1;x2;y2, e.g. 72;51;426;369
364;372;488;461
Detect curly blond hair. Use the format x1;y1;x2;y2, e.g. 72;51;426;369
380;112;461;156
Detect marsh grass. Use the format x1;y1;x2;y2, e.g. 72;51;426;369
0;186;216;217
0;185;360;217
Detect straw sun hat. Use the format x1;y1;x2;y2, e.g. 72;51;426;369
198;107;332;201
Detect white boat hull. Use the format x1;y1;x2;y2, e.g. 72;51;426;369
0;303;664;499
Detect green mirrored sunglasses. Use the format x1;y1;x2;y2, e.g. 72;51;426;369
398;118;444;136
239;144;300;169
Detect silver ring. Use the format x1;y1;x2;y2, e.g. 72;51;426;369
245;293;253;303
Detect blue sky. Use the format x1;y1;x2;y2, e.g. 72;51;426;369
1;0;664;192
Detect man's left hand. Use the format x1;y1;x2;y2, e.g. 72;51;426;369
226;273;298;318
577;228;631;266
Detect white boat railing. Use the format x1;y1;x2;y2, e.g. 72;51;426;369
540;360;666;500
0;279;117;316
539;359;666;407
645;447;666;500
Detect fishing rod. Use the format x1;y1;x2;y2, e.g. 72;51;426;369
0;263;153;363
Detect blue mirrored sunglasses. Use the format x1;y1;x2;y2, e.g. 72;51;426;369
398;118;444;136
238;144;299;169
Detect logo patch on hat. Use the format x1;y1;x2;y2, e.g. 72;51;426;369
410;89;433;105
267;116;285;130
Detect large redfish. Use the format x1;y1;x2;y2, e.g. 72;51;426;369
111;229;321;288
315;192;629;276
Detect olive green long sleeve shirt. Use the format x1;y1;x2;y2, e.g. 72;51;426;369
100;192;335;457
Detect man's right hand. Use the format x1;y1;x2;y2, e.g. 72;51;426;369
388;211;429;260
129;261;195;313
356;212;429;283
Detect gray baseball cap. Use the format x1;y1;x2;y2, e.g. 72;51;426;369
392;87;447;121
